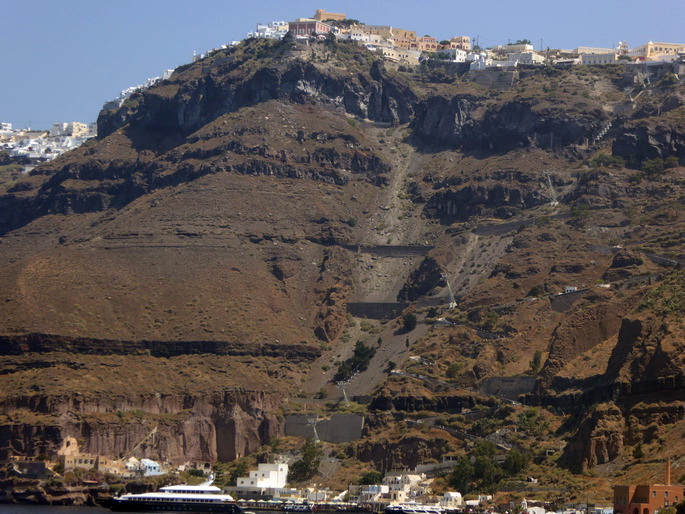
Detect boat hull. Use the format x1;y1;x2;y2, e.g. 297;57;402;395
100;497;244;512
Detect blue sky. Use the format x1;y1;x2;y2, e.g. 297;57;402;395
2;0;683;129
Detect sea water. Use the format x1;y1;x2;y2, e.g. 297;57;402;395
0;507;110;513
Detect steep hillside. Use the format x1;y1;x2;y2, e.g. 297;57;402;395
1;37;684;493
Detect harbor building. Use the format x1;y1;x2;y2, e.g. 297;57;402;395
614;459;684;514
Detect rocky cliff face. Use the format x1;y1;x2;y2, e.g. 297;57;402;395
560;402;625;472
98;57;418;140
413;95;609;151
613;120;685;165
351;435;455;472
0;388;283;463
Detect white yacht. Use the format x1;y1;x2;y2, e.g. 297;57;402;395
101;475;243;512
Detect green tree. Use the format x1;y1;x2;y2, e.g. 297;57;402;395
325;31;337;48
474;456;503;493
228;459;250;486
447;456;474;492
446;362;462;379
529;350;543;374
402;313;418;332
359;470;383;485
570;203;590;227
288;438;323;482
473;439;497;459
503;450;530;475
517;408;548;436
633;443;644;459
483;311;499;331
527;284;545;297
334;340;376;381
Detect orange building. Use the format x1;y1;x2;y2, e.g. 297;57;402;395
614;460;684;514
412;36;439;52
450;36;472;51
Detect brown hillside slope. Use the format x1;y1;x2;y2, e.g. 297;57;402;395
0;38;684;483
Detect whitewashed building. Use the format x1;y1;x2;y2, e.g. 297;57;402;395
247;21;289;39
358;484;390;503
468;52;493;71
581;53;617;65
440;492;463;509
437;48;467;62
383;472;429;503
234;462;289;496
507;51;545;65
140;458;163;476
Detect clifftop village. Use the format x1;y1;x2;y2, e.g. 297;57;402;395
3;8;684;172
244;8;685;69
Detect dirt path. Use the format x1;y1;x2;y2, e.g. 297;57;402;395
303;124;437;396
345;320;431;396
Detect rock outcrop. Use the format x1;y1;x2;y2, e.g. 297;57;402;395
612;122;685;165
351;435;455;472
560;402;625;472
0;388;283;463
413;96;609;151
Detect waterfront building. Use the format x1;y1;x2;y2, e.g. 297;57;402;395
614;459;684;514
440;492;463;509
233;460;289;497
383;472;429;502
57;436;122;474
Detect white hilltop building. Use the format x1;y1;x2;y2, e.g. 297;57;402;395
247;21;289;39
50;122;95;137
468;52;492;71
102;69;174;111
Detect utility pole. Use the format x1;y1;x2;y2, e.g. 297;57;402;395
441;273;457;309
543;171;559;206
337;381;350;406
307;417;320;443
